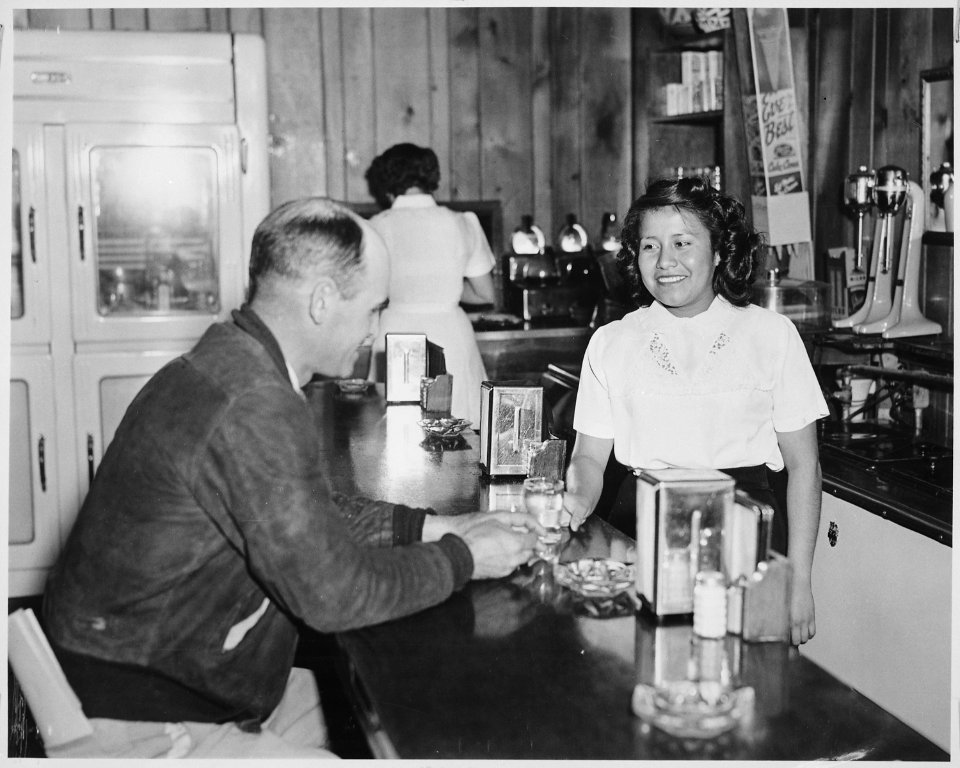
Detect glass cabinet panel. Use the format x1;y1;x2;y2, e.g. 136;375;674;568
11;149;25;320
92;146;220;316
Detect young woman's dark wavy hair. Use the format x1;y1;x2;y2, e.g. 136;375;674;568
365;143;441;209
616;176;765;308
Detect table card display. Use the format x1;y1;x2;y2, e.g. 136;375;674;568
478;382;544;476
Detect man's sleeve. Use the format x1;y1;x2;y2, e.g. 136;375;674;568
195;388;474;632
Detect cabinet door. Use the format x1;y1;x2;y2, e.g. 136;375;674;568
65;123;245;343
11;123;53;346
801;493;951;751
9;355;61;597
72;349;189;510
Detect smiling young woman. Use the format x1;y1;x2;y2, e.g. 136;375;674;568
562;175;829;647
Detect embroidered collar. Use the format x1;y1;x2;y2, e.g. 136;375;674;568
647;295;732;327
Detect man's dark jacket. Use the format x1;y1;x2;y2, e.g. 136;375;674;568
43;306;472;725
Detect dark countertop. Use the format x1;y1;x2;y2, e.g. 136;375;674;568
307;383;948;761
819;450;952;546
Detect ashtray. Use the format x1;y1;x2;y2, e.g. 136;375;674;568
417;417;472;438
337;378;371;395
632;681;755;739
555;558;635;598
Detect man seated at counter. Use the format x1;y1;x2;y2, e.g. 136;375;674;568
41;197;542;759
563;176;829;647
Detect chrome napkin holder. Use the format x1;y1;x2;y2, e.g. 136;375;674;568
385;333;446;404
478;381;544;476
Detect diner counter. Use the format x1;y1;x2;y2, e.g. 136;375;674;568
306;382;948;761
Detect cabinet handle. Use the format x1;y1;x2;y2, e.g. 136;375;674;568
78;206;86;261
38;435;46;492
86;434;95;484
28;206;37;263
827;520;839;547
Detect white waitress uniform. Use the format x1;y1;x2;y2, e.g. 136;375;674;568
369;194;496;426
573;296;829;473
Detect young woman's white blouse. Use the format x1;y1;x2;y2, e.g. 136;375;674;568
573;296;829;471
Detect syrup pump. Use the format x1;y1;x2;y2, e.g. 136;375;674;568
833;166;875;328
851;165;909;333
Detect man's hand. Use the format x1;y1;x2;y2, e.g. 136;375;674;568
460;519;539;579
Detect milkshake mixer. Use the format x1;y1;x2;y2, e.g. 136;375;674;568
878;180;942;338
852;165;909;333
833;165;876;328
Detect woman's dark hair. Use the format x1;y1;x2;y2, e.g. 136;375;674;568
365;143;441;208
617;176;765;307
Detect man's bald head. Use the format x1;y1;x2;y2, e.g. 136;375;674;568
246;197;370;303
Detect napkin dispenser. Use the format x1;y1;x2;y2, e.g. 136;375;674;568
478;382;544;476
635;468;736;616
385;333;446;404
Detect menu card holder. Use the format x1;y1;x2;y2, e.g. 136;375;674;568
478;381;544;476
385;334;446;404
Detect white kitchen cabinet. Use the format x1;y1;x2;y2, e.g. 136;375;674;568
800;492;951;752
71;348;192;517
8;356;61;598
8;30;269;597
11;123;52;347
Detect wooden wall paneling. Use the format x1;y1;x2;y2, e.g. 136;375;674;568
447;8;482;202
884;8;927;181
580;6;633;237
371;9;432;154
112;9;148;31
26;9;91;30
721;25;750;209
631;9;661;195
872;9;892;169
479;7;534;239
930;8;954;70
551;7;583;242
530;7;553;244
810;9;854;259
340;7;376;204
320;7;347;202
262;7;326;207
89;9;113;30
428;8;451;202
227;8;263;36
208;8;230;33
146;8;209;32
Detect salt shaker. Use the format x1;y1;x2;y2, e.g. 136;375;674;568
693;570;727;638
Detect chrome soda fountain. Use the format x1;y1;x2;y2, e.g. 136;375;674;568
833;165;876;328
853;165;909;333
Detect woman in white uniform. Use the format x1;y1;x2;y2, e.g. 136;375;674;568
365;144;496;426
564;176;828;645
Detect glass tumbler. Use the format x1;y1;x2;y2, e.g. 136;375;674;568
523;477;565;562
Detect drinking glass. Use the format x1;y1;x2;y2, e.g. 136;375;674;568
523;477;565;562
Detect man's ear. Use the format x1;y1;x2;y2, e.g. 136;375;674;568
308;277;339;325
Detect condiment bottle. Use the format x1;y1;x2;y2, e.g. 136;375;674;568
693;570;727;638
